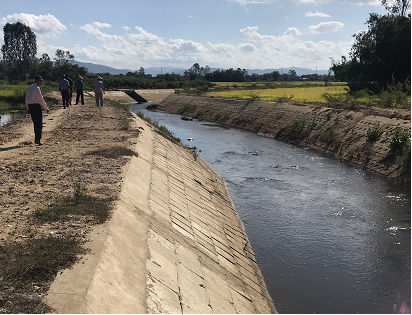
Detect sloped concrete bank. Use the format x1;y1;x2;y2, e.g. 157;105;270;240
46;111;276;314
156;94;411;184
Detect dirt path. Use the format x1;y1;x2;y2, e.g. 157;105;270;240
0;91;142;313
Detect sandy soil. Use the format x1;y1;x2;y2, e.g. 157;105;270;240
0;90;147;312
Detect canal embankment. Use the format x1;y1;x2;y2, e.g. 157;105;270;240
155;94;411;184
0;90;275;313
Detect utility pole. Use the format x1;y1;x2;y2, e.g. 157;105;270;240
161;68;163;75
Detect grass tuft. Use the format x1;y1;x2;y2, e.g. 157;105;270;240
86;146;137;159
32;183;112;223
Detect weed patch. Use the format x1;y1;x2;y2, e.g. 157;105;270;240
0;237;85;313
390;128;411;156
136;111;181;143
32;183;112;224
366;122;383;143
86;146;137;159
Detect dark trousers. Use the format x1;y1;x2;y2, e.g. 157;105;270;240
61;89;69;107
76;89;84;105
28;104;43;143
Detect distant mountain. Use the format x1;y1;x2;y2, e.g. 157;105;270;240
247;67;329;76
74;61;328;77
74;61;132;75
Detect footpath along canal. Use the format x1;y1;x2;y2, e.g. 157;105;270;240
130;103;411;314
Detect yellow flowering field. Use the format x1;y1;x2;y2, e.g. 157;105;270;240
206;85;348;103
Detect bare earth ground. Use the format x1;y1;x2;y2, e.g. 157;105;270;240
0;90;155;312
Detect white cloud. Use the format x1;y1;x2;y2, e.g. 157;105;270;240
0;13;66;38
308;21;344;33
123;26;131;31
284;27;301;36
292;0;380;4
92;22;112;29
40;24;351;71
305;11;331;17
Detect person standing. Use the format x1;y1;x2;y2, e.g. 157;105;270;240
65;74;74;106
59;74;70;109
74;75;84;105
94;76;104;107
25;75;50;145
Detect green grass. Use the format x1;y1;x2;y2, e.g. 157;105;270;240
85;146;137;159
0;82;58;111
32;183;112;223
0;237;85;313
135;111;181;143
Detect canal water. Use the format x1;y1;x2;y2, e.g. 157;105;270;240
130;104;411;314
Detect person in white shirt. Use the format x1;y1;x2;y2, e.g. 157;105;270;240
25;75;49;145
93;76;104;107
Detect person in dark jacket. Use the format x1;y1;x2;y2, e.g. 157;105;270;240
65;74;74;105
74;76;84;105
58;74;70;109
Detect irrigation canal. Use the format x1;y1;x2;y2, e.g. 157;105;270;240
140;104;409;313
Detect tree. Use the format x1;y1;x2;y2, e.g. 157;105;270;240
331;2;411;92
138;67;145;78
381;0;410;16
1;22;37;81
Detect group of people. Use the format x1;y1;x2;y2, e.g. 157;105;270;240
58;74;105;108
25;74;106;145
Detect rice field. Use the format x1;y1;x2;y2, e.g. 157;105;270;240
212;81;347;88
206;85;348;103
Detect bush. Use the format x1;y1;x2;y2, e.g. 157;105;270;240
390;128;411;156
366;122;383;143
274;94;294;103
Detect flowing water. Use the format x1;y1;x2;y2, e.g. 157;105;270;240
130;104;411;314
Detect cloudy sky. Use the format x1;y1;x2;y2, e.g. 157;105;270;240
0;0;388;71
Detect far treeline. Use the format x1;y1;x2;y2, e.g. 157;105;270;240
0;0;410;98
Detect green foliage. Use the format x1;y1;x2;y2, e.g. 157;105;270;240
319;122;337;144
86;146;137;159
248;92;261;101
274;94;294;103
1;22;37;82
33;182;111;223
292;119;306;134
331;11;411;93
390;128;411;155
135;111;181;143
366;122;384;142
191;147;199;161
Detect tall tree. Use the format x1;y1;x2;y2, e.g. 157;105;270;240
381;0;410;16
331;1;411;92
1;22;37;82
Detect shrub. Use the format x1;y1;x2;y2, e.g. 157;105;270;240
248;92;261;101
366;122;383;143
390;128;411;156
274;94;294;103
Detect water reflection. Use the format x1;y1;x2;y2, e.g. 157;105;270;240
0;111;25;126
130;104;410;314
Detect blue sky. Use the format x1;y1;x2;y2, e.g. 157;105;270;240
0;0;390;71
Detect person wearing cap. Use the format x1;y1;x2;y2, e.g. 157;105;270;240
25;75;50;145
74;75;84;105
58;74;70;109
93;76;104;107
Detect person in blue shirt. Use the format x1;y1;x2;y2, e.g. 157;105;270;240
74;76;84;105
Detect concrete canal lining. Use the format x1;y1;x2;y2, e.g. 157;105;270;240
45;111;276;313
